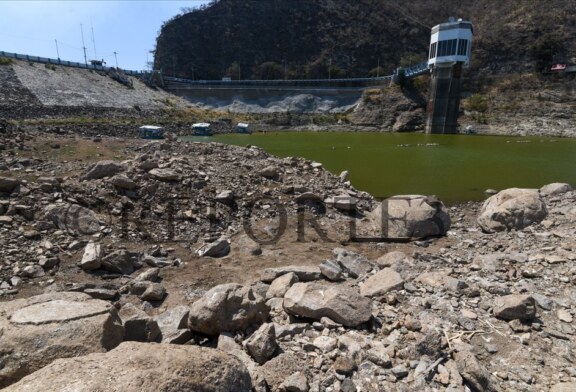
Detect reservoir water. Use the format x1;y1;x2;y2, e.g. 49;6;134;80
182;132;576;204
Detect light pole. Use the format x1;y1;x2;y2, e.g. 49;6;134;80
113;51;118;68
54;39;60;60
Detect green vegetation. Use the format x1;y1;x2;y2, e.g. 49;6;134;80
0;57;13;66
464;94;489;113
44;63;56;71
155;0;575;82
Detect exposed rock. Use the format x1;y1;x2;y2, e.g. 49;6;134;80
83;160;124;180
260;165;280;179
196;237;231;257
261;265;321;283
244;322;278;365
312;335;337;353
148;168;180;182
493;294;536;321
366;195;451;239
454;350;493;392
79;240;102;270
557;309;573;323
118;303;160;342
101;250;135;275
376;251;412;268
333;247;372;278
360;268;405;297
539;182;573;196
111;174;138;190
132;267;160;282
416;271;468;292
0;292;124;388
188;283;269;335
319;259;345;281
139;282;166;301
392;110;423;131
154;306;191;344
236;234;263;256
43;203;102;235
477;188;547;232
334;356;356;375
280;371;309;392
266;272;299;299
215;189;234;201
21;265;45;278
325;195;358;211
83;288;117;300
0;177;20;193
550;382;576;392
3;342;252;392
283;282;372;327
259;353;306;391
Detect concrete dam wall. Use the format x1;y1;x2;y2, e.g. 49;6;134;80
166;86;365;113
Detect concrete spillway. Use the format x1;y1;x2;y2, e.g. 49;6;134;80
167;86;365;112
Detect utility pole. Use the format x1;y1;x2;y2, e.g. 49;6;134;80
54;39;60;60
90;22;97;59
113;51;118;68
80;24;87;64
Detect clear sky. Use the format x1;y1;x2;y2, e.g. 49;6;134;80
0;0;210;71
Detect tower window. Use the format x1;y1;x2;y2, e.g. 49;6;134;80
429;42;437;59
458;39;468;56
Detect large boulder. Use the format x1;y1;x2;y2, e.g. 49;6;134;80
83;160;124;180
0;292;124;388
365;195;451;239
4;342;252;392
43;203;103;235
283;282;372;327
188;283;270;335
477;188;547;233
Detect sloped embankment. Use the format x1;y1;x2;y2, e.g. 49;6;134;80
0;60;192;119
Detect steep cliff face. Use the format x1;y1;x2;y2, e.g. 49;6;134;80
155;0;576;81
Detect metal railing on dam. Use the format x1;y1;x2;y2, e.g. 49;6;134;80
1;49;430;90
0;50;149;77
163;62;430;90
163;75;394;89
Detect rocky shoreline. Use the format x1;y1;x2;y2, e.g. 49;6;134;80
0;121;575;391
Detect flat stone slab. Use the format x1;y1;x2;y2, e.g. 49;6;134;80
10;299;110;325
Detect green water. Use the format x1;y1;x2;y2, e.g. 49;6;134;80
182;132;576;204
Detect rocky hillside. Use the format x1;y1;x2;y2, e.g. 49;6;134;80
155;0;576;80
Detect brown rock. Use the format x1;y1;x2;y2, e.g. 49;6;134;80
493;294;536;321
0;292;124;388
4;342;252;392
